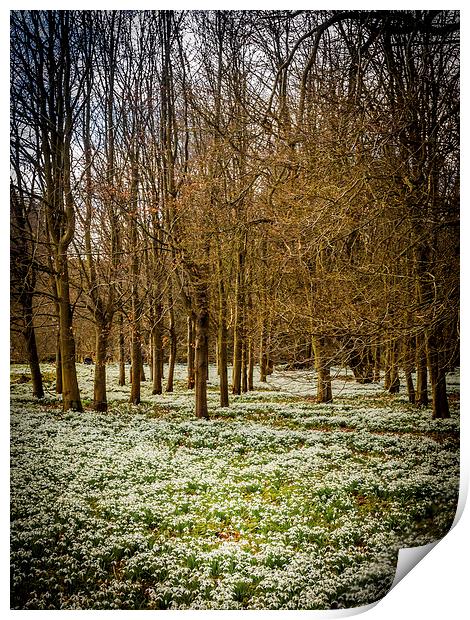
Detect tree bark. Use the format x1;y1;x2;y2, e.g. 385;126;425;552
129;328;141;405
166;302;177;393
372;344;381;383
232;321;243;395
218;318;229;407
195;291;209;419
56;260;82;412
187;313;196;389
128;151;141;405
404;337;415;404
232;241;246;395
388;340;400;394
247;337;254;391
93;321;109;411
23;295;44;399
55;330;63;394
259;321;268;382
415;332;429;407
427;326;450;419
241;340;248;393
152;315;163;395
118;312;126;386
383;343;391;391
313;336;332;403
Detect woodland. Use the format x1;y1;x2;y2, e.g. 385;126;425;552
10;10;460;610
10;9;459;419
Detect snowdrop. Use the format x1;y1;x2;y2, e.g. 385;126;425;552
10;363;459;609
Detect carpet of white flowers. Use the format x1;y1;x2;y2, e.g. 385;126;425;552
10;364;460;610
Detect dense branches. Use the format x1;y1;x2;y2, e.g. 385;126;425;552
10;10;459;418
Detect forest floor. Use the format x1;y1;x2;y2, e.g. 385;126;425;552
10;363;460;610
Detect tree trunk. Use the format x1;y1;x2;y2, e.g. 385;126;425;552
118;313;126;386
405;369;415;404
129;328;141;405
372;344;381;383
247;337;254;391
383;343;391;391
152;317;163;395
93;320;109;411
128;152;140;405
388;340;400;394
241;340;248;393
349;347;374;383
55;337;63;394
259;320;268;382
232;321;243;394
195;297;209;419
313;336;332;403
57;264;82;412
187;313;195;389
23;296;44;399
166;303;177;393
260;352;268;382
415;333;429;407
232;243;245;395
404;337;415;404
427;327;450;419
218;321;229;407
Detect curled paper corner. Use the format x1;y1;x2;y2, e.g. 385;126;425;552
390;541;439;590
391;472;468;592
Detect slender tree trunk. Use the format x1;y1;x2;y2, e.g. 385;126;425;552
241;340;248;393
55;329;62;395
129;153;141;405
232;320;243;395
216;254;229;407
53;284;62;394
195;292;209;419
118;313;126;386
313;336;332;403
152;317;163;395
383;342;391;391
247;337;254;391
415;332;429;406
259;322;268;383
427;326;450;419
405;369;415;404
373;343;381;383
129;328;141;405
56;262;82;412
404;337;415;404
166;302;177;393
93;320;109;411
187;313;195;389
23;296;44;399
388;339;400;394
218;318;229;407
232;243;245;395
384;338;401;393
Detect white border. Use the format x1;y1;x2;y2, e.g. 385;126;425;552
3;3;467;618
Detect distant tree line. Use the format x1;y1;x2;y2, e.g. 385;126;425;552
10;10;459;418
